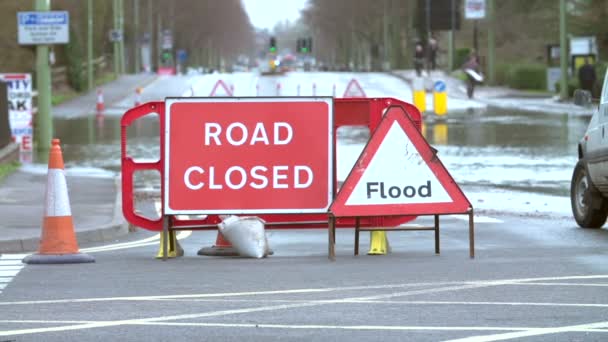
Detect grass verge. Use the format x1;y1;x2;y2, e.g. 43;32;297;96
0;161;20;184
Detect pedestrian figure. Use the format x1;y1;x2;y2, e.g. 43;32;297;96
428;36;438;71
414;41;425;77
578;57;596;97
462;50;482;99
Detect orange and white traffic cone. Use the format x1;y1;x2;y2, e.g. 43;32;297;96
197;231;239;257
96;89;104;112
22;139;95;264
134;87;143;106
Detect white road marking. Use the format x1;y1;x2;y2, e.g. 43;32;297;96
0;270;21;277
80;231;191;253
443;320;608;342
157;298;608;308
0;254;28;260
450;215;503;223
0;260;23;266
0;254;26;294
0;274;607;337
514;282;608;287
1;274;607;306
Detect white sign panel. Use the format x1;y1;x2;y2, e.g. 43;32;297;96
0;74;33;156
18;11;69;45
465;0;486;19
344;121;451;206
570;36;597;56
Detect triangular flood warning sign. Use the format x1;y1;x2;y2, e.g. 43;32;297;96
209;80;234;96
330;106;471;217
342;78;366;98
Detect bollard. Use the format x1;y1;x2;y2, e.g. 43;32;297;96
96;89;104;112
412;77;426;113
276;82;281;96
433;80;447;116
332;84;336;97
134;88;143;106
312;83;317;96
256;83;259;96
297;84;301;96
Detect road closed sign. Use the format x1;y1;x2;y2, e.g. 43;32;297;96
164;97;333;214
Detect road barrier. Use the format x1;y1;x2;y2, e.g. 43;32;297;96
412;77;426;112
433;80;447;116
120;97;474;260
96;88;104;112
22;139;95;264
134;87;143;107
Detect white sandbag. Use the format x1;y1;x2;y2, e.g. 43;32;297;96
218;216;269;258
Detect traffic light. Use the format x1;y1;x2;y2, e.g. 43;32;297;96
297;37;312;53
269;36;277;53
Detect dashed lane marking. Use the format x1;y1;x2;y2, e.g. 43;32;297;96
0;254;27;295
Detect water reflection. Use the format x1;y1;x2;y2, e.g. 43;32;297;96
50;106;591;197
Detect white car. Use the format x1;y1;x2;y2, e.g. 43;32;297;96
571;71;608;228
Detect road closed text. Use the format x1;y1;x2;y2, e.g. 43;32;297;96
183;121;313;190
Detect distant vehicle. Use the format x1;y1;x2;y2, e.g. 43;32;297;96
279;54;296;72
571;70;608;228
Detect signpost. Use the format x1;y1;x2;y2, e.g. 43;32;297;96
164;97;334;214
18;7;69;160
0;74;33;160
17;11;69;45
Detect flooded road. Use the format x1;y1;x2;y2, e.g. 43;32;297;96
52;104;590;213
24;71;584;218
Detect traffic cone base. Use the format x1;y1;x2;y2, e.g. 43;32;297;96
156;231;184;259
23;253;94;264
197;231;239;257
22;139;94;265
367;231;388;255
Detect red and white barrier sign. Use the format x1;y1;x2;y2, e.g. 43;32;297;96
342;78;366;98
209;80;233;97
164;97;334;214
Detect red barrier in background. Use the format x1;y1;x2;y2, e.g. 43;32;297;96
121;97;422;232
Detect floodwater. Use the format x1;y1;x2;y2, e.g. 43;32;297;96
51;105;590;215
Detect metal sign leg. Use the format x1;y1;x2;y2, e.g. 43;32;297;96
469;209;475;259
162;216;169;261
328;216;336;261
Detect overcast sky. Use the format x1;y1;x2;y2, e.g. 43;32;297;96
242;0;308;31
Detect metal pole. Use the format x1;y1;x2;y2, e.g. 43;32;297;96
34;0;52;158
383;0;390;70
473;20;478;53
133;0;140;73
157;9;162;70
559;0;568;100
87;0;94;90
118;0;125;74
487;0;495;85
426;0;431;73
148;0;154;72
448;0;454;71
113;0;119;75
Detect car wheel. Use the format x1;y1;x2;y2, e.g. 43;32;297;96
571;161;608;228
